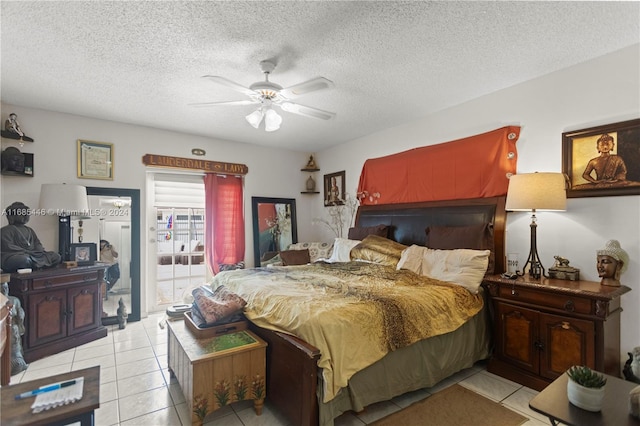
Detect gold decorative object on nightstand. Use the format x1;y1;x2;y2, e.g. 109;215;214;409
548;255;580;281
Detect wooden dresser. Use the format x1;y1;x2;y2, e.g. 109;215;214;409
483;274;631;391
8;265;108;363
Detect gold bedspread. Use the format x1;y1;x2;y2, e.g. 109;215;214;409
211;262;483;402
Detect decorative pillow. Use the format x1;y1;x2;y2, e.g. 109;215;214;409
350;235;407;267
279;249;311;266
348;224;389;240
326;238;361;262
426;223;495;273
191;285;247;325
421;248;490;294
397;245;427;274
288;241;334;262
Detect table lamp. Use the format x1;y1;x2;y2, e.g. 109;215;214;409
39;184;89;261
505;172;567;278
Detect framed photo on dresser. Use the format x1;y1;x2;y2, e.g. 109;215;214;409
69;243;97;265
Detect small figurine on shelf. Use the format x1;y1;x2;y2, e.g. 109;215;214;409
306;175;316;191
305;155;318;169
117;297;128;329
2;113;33;142
596;239;628;287
5;113;24;137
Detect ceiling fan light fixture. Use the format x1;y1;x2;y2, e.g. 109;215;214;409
264;108;282;132
245;109;264;129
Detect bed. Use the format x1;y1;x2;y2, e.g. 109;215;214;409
209;196;506;426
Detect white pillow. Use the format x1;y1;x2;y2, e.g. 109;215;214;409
421;248;490;294
397;245;427;274
326;238;361;263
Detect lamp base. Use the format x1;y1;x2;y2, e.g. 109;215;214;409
58;215;71;261
516;212;547;279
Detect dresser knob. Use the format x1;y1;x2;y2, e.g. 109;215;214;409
564;300;575;312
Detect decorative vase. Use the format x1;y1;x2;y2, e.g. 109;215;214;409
306;175;316;191
567;377;605;412
254;398;265;415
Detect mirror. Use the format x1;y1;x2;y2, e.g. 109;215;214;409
72;187;140;324
251;197;298;266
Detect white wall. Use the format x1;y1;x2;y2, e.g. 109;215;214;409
311;44;640;363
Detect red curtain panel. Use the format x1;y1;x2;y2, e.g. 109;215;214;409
357;126;520;205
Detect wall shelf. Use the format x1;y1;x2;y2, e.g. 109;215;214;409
1;130;34;142
301;155;320;194
1;150;34;177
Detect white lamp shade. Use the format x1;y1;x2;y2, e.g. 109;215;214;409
505;172;567;211
245;109;264;129
264;109;282;132
39;184;89;215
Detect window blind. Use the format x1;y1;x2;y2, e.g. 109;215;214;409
152;173;205;208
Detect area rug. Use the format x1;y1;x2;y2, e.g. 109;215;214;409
370;384;528;426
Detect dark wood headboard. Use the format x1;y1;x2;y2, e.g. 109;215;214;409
355;196;506;273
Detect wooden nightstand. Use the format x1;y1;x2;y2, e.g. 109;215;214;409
482;274;631;391
167;319;267;424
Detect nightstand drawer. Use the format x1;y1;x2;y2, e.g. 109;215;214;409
498;286;591;315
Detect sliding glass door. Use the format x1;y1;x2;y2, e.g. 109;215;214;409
155;207;206;306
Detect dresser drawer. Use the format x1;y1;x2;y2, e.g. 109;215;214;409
498;286;592;315
31;271;99;290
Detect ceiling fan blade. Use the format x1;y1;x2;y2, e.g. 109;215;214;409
189;100;259;107
279;77;334;99
202;75;256;97
280;102;336;120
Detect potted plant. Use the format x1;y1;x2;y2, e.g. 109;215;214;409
566;365;607;412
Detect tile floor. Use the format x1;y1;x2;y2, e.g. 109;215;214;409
9;313;555;425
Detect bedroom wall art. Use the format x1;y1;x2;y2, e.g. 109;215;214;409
77;139;113;180
562;118;640;198
324;170;345;206
251;197;298;266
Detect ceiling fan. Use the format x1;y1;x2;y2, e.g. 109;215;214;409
191;60;336;131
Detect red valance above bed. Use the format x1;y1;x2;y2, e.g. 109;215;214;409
357;126;520;205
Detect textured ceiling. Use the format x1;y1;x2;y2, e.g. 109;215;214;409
1;1;638;152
